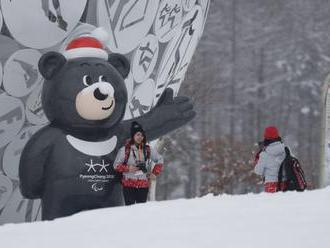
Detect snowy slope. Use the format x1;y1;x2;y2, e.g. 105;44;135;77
0;188;330;248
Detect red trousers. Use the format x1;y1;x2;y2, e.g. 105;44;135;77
264;182;288;193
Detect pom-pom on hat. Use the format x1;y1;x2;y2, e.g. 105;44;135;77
63;27;109;60
263;126;280;140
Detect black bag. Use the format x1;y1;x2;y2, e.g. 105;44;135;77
278;147;307;192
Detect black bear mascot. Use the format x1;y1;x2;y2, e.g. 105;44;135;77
19;30;195;220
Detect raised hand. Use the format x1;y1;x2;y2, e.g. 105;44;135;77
121;88;196;142
154;88;196;125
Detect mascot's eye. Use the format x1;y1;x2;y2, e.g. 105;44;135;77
83;75;93;86
99;75;107;82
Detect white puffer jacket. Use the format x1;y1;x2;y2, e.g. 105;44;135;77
254;141;287;183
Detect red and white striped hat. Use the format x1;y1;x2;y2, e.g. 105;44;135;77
63;27;110;60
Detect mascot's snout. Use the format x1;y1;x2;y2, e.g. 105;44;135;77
76;79;116;120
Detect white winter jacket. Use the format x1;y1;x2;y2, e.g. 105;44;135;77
254;141;287;183
114;143;163;182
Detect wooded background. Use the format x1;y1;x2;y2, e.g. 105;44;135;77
157;0;330;199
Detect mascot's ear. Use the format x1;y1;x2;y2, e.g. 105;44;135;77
108;53;130;79
38;51;66;80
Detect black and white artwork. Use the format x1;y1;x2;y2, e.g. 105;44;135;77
97;0;160;53
1;0;87;49
0;0;209;224
132;34;159;83
2;49;43;98
154;0;182;43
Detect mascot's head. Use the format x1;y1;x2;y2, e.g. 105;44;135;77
38;29;130;129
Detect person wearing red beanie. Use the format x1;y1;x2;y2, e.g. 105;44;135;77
254;126;288;193
263;126;279;140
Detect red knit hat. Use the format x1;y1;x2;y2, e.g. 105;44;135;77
263;126;279;140
63;27;109;60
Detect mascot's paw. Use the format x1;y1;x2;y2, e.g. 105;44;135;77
155;88;196;124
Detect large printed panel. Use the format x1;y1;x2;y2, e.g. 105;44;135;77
0;0;209;224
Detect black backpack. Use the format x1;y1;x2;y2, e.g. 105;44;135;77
278;147;307;192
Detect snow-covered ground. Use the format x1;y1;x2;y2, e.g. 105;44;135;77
0;188;330;248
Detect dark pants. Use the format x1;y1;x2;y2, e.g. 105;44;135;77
123;187;149;205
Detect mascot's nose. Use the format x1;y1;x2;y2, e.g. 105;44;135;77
92;82;114;101
94;88;108;101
